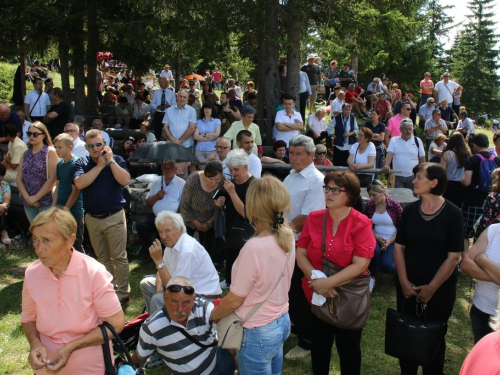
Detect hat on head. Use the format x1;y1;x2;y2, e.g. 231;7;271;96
165;64;170;68
307;54;316;60
443;72;450;77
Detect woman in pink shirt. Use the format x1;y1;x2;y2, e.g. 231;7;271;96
21;207;124;375
211;175;295;374
420;72;434;105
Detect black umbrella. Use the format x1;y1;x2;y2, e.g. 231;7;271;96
128;141;199;163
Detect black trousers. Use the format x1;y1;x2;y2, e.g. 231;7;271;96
187;226;216;260
136;212;158;254
299;91;309;126
396;280;456;375
310;312;363;375
288;261;312;350
153;111;165;140
304;130;333;150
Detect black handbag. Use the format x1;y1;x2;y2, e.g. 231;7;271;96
225;210;255;252
100;321;141;375
310;211;371;330
385;299;446;367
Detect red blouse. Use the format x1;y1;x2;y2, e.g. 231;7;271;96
296;208;375;303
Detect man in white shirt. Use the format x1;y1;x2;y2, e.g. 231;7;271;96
236;130;261;178
283;134;325;360
382;119;425;191
64;123;89;159
162;90;197;149
137;160;186;265
23;77;51;123
150;77;176;139
159;64;173;80
299;70;312;123
275;94;303;149
16;110;32;144
140;211;222;314
330;90;345;116
433;72;461;108
92;119;110;145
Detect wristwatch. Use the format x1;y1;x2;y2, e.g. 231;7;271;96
157;262;165;269
109;160;116;165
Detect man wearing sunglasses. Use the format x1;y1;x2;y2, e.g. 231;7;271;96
74;129;131;307
133;276;236;374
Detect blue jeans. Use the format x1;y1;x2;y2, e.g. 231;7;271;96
369;242;396;277
24;205;52;223
470;303;493;344
238;313;290;375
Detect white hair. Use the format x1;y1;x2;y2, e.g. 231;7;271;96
167;276;194;288
64;123;79;132
226;149;249;167
155;211;186;233
315;107;326;115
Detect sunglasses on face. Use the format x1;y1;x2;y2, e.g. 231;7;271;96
86;142;104;149
27;131;44;138
317;151;327;155
166;284;195;295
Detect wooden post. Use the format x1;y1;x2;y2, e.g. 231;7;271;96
387;172;396;188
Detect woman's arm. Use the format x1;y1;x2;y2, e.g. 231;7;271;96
296;247;316;281
394;243;417;298
193;125;204;141
224;180;245;218
210;291;246;322
32;148;58;202
440;150;449;170
357;155;376;170
347;153;357;172
64;185;80;210
413;251;461;303
16;154;30;201
22;321;49;371
475;253;500;285
461;229;493;281
205;125;221;140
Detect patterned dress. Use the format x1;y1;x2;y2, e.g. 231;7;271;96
21;145;52;207
474;192;500;241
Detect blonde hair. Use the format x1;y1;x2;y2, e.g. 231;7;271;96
28;122;53;149
53;133;74;147
434;134;447;143
492;168;500;193
30;207;77;241
246;175;293;253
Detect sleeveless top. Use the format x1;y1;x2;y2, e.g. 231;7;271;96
445;150;464;181
22;145;52;207
473;223;500;315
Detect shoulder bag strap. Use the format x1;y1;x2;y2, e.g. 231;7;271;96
171;325;217;348
242;248;292;323
99;324;116;375
322;210;327;258
29;91;42;117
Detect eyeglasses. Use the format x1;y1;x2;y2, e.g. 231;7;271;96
86;142;104;148
428;101;435;104
323;186;346;195
166;284;195;295
402;107;411;111
215;146;229;150
65;129;78;133
317;151;327;155
27;131;44;138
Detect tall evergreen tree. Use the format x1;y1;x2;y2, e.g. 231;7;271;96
450;0;500;115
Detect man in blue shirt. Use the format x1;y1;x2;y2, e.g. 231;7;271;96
74;129;131;307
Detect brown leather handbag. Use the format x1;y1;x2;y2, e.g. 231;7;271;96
311;210;371;330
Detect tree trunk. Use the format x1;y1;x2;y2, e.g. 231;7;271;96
73;34;86;118
352;55;359;76
256;12;267;136
59;38;71;107
285;0;301;102
175;51;181;92
86;0;99;119
263;0;281;146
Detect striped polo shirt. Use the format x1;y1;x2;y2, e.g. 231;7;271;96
136;297;217;375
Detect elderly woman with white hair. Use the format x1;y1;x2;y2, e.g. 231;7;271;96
214;149;255;288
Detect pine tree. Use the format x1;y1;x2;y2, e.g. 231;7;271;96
450;0;500;116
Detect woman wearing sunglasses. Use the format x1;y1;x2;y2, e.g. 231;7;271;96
211;176;295;374
296;171;375;375
17;122;58;222
365;179;402;292
313;144;333;169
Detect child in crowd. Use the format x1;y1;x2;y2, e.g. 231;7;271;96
53;134;85;253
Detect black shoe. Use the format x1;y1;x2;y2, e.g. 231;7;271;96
139;254;153;265
119;297;130;308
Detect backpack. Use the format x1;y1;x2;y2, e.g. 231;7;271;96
475;153;497;192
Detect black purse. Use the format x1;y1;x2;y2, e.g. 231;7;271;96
225;209;255;252
100;321;141;375
385;299;446;367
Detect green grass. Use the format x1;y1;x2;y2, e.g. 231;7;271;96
0;242;476;375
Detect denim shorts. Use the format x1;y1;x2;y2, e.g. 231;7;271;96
237;312;291;375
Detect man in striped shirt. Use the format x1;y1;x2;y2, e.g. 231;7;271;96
132;276;235;374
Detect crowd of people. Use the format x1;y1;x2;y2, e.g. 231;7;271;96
0;58;497;375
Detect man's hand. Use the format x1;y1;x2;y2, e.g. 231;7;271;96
149;239;164;264
157;190;166;199
102;146;114;163
45;344;73;374
381;165;390;174
28;343;49;371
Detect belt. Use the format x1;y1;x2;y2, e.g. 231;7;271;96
88;209;122;219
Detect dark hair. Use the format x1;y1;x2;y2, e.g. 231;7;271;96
204;160;223;178
248;92;257;100
199;102;214;119
282;93;295;102
432;109;441;116
5;124;17;138
118;96;129;104
324;171;360;207
493;130;500;143
44;78;53;84
371;108;380;116
135;94;144;101
0;163;6;176
236;129;253;142
360;127;373;141
52;87;64;99
33;77;43;84
273;140;287;152
459;110;468;118
471;133;489;148
202;83;213;93
444;132;469;168
412;163;447;196
220;91;229;99
240;106;256;116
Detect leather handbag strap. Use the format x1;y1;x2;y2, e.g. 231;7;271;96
99;324;116;375
171;324;217;348
322;210;327;257
242;248;292;323
101;321;135;366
